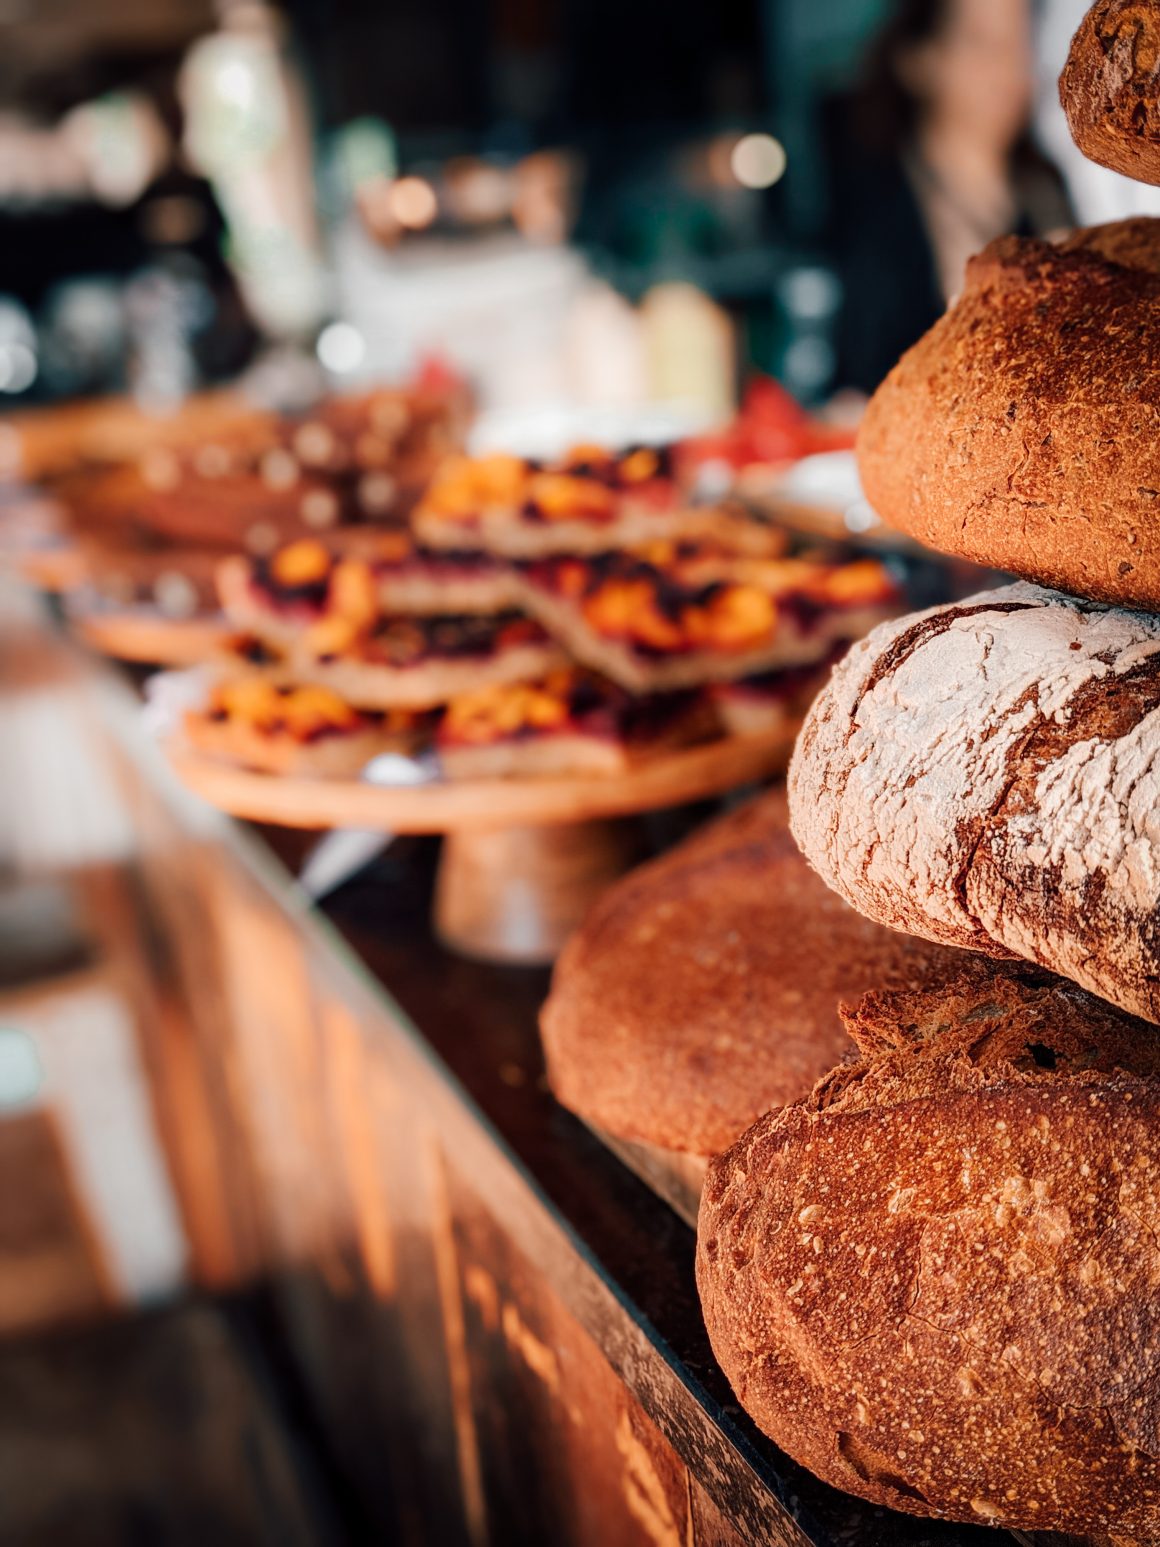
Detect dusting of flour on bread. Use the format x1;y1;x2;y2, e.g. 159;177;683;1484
789;581;1160;1023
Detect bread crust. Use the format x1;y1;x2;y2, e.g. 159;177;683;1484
788;581;1160;1023
696;955;1160;1537
1061;0;1160;184
541;789;963;1155
858;219;1160;608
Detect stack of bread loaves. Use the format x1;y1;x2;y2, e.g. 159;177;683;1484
697;6;1160;1540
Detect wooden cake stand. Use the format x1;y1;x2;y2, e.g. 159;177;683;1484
167;729;794;964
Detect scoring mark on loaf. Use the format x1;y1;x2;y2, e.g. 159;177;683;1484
856;600;1038;722
789;582;1160;1021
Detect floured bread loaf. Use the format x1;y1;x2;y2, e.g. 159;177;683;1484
789;582;1160;1023
696;954;1160;1536
1061;0;1160;184
857;219;1160;609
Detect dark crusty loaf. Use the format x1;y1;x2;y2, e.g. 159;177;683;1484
696;953;1160;1537
540;788;962;1157
1061;0;1160;184
857;218;1160;608
789;581;1160;1024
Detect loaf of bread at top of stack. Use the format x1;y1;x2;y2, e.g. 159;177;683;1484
1061;0;1160;185
696;953;1160;1537
788;581;1160;1023
541;787;962;1159
857;216;1160;609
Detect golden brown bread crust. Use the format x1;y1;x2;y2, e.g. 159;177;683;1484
857;219;1160;608
1061;0;1160;184
541;789;963;1157
697;955;1160;1538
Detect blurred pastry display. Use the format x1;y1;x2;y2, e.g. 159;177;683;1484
414;443;786;556
18;373;472;664
184;679;428;777
512;549;896;690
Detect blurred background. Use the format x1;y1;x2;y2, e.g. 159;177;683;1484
1;5;1158;1545
2;0;1158;430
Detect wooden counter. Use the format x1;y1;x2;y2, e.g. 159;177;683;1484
0;587;1081;1547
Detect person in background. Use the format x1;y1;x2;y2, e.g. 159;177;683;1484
826;0;1070;395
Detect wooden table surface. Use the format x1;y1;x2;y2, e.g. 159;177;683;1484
0;585;1090;1547
312;845;1060;1547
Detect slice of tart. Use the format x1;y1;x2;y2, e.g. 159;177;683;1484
412;445;786;558
217;535;519;640
511;550;899;691
184;678;427;778
436;667;712;780
217;611;568;710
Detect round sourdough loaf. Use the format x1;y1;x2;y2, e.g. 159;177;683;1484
1061;0;1160;184
540;788;962;1157
696;954;1160;1537
857;218;1160;608
788;582;1160;1024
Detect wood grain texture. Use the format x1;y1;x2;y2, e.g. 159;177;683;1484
0;1302;339;1547
0;1111;113;1333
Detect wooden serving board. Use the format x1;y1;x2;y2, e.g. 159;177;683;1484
165;727;795;833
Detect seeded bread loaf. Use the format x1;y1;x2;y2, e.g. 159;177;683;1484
857;218;1160;609
788;582;1160;1023
1061;0;1160;184
540;788;962;1158
696;954;1160;1538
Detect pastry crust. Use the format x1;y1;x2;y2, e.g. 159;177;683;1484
414;496;784;558
438;734;636;780
183;712;409;778
183;680;423;776
216;544;519;641
1061;0;1160;184
436;668;710;779
858;219;1160;607
697;954;1160;1537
